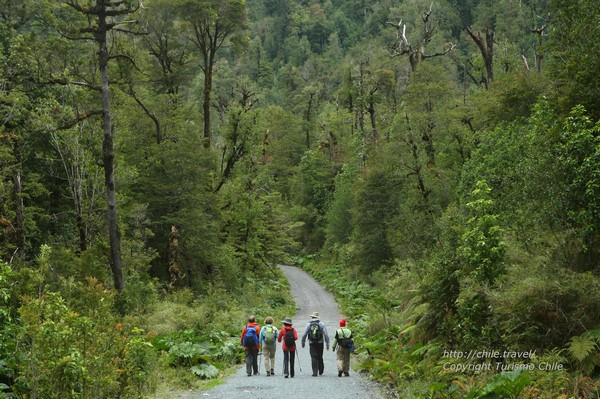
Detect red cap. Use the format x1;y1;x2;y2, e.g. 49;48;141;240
340;318;346;327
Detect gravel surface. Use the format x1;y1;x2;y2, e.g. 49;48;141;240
175;265;386;399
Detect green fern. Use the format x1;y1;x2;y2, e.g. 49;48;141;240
568;335;597;362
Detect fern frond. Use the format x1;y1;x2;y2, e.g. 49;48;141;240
568;335;597;362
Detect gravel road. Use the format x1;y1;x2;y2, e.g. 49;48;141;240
176;265;386;399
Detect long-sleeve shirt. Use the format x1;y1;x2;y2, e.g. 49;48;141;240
300;318;330;346
277;325;298;351
260;324;279;346
240;322;261;350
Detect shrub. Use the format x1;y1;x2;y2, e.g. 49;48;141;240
489;266;600;351
13;282;157;399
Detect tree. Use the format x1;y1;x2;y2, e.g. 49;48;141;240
140;0;193;101
179;0;248;148
387;4;455;73
55;0;143;291
214;77;259;192
466;22;495;88
352;159;398;275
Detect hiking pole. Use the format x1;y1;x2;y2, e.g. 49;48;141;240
295;348;303;373
258;351;262;375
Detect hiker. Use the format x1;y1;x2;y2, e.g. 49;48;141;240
277;317;298;378
301;311;330;377
333;318;353;377
241;315;261;376
260;316;279;376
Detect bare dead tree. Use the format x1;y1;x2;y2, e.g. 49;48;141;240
387;4;456;72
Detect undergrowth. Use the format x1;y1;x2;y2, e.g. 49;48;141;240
0;256;295;398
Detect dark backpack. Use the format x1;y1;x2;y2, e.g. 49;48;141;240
284;329;295;347
243;325;258;347
338;328;353;348
308;320;323;342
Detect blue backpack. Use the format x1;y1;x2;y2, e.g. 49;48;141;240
243;325;258;347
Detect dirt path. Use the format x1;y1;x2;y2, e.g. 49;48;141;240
176;265;385;399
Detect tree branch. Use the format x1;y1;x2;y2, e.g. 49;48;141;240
44;78;102;92
58;109;103;130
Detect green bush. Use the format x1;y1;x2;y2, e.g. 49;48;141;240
12;283;157;399
489;265;600;350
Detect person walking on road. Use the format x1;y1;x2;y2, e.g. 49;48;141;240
301;311;330;376
241;315;261;376
333;318;353;377
260;316;278;376
277;317;298;378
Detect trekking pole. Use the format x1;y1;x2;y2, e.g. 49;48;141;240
258;350;262;375
296;348;303;373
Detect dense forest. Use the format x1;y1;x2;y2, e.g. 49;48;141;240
1;0;600;397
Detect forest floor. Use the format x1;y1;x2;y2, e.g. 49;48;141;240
168;264;387;399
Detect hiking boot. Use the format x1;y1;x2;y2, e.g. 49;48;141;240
266;371;270;376
284;374;289;378
344;372;350;377
338;371;343;377
271;369;274;375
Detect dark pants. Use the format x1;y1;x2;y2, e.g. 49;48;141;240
283;350;295;377
245;348;259;375
309;343;324;375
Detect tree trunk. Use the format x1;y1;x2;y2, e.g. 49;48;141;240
98;1;123;292
168;225;182;290
305;92;315;149
74;183;87;253
466;23;494;88
13;170;25;258
368;98;378;144
11;135;25;258
203;69;212;148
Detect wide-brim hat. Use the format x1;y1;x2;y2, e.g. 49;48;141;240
282;317;293;325
310;311;319;318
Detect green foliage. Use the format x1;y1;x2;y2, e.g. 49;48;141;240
324;164;357;248
0;261;16;396
489;265;600;351
14;286;157;398
467;370;532;399
351;162;398;275
0;261;11;323
191;364;220;379
153;329;240;374
558;106;600;267
569;335;597;363
290;149;337;252
458;180;506;285
546;0;600;119
568;328;600;374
